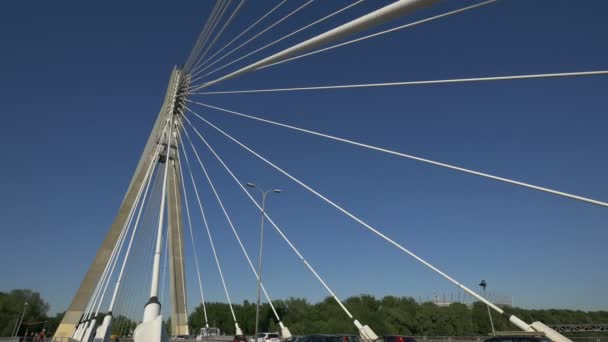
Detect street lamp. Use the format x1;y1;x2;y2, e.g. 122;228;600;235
246;183;282;342
479;280;495;335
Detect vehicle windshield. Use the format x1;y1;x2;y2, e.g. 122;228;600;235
269;334;280;338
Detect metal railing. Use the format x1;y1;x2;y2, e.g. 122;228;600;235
413;336;608;342
2;336;606;342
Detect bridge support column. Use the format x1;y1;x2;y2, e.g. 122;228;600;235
53;68;183;341
166;152;189;336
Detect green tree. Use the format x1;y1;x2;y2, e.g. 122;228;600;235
0;289;50;336
4;288;608;338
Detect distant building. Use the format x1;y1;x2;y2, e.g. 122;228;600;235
426;292;513;308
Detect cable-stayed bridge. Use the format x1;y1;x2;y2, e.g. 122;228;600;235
9;1;605;342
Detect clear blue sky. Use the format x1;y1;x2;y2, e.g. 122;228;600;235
0;0;607;316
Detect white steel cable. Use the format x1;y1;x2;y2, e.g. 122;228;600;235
95;174;146;316
187;0;233;74
110;116;170;326
176;128;210;328
191;0;290;75
178;126;283;324
192;0;234;71
185;0;228;73
160;220;170;305
108;156;158;312
196;0;440;90
192;0;247;73
184;110;533;318
84;263;110;317
110;118;168;320
187;100;608;208
192;70;608;95
86;195;135;319
78;270;104;337
86;214;130;318
81;258;109;321
78;168;146;342
256;0;498;71
184;0;225;73
109;122;168;331
112;173;159;333
104;119;171;313
114;171;163;333
182;114;356;321
194;0;366;83
180;128;240;324
190;0;315;83
149;116;174;299
117;170;164;331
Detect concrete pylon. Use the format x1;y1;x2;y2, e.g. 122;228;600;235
167;155;189;336
54;68;189;340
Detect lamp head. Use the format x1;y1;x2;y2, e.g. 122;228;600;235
246;183;256;188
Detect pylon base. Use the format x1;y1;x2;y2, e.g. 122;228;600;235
133;314;168;342
82;319;97;342
93;314;113;342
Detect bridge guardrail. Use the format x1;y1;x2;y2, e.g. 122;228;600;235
414;336;608;342
2;336;607;342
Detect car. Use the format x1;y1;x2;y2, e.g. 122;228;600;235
284;336;301;342
197;327;223;340
251;332;282;342
484;334;552;342
298;334;361;342
332;335;360;342
383;336;417;342
234;335;249;342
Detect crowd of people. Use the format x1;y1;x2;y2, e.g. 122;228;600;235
18;329;47;341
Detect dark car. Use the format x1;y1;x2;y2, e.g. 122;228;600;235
299;334;360;342
484;335;552;342
234;335;249;342
383;336;417;342
332;335;360;342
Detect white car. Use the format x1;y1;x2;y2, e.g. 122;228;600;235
197;327;222;340
251;332;281;342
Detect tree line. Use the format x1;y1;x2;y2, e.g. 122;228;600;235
0;289;63;336
187;295;608;337
2;290;607;337
0;289;136;337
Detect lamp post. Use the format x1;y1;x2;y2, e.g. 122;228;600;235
247;183;282;342
479;280;495;335
13;301;28;337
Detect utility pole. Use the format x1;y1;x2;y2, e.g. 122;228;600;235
479;280;495;335
246;183;282;341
